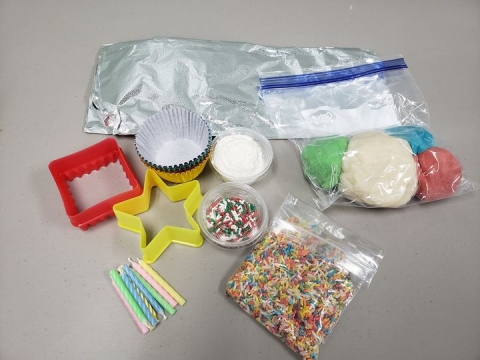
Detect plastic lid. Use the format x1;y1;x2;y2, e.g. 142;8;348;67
209;128;273;185
197;183;269;249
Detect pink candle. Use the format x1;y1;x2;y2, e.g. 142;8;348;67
129;260;178;307
111;280;149;334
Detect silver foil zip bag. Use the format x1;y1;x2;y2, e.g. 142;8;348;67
85;36;376;139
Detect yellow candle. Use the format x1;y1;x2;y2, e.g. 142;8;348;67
138;258;186;306
135;286;158;321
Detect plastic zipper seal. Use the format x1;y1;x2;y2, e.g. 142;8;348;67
259;58;408;90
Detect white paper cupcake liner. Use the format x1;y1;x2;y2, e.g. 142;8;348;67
135;108;212;172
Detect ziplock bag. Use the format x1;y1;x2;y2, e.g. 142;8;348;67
226;195;383;360
85;36;377;138
259;57;429;138
292;126;478;210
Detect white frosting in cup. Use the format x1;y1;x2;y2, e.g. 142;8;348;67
212;134;266;181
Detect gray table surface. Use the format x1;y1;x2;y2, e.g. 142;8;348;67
1;1;479;359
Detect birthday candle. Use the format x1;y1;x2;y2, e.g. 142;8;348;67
111;280;149;335
109;270;149;333
138;258;186;306
119;270;158;328
134;284;158;321
129;267;175;317
131;259;178;307
121;264;166;320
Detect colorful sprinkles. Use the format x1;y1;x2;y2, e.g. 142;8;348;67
226;216;355;360
206;197;258;243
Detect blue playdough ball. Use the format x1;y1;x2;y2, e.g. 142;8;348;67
385;126;435;154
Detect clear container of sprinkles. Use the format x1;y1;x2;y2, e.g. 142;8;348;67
209;128;273;185
197;183;269;249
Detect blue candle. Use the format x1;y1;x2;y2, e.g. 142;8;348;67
122;264;166;320
120;270;158;328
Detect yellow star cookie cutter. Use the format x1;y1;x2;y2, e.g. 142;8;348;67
113;169;203;264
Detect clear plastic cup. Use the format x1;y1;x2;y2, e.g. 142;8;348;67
209;128;273;185
197;183;269;249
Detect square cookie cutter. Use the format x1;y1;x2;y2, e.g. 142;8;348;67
49;138;143;230
113;169;204;264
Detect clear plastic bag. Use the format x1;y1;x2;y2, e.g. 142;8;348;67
226;195;384;359
292;127;478;210
259;57;429;138
85;36;377;138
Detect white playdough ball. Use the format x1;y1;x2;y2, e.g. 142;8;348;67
340;131;418;207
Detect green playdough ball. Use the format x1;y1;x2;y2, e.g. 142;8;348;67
301;136;349;190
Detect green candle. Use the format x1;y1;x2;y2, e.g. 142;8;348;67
109;270;150;326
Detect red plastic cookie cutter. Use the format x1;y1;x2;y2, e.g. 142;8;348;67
49;138;142;230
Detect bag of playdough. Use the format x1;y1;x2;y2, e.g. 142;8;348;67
259;57;429;138
226;195;384;360
292;126;478;210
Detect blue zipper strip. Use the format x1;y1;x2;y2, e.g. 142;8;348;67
259;58;407;90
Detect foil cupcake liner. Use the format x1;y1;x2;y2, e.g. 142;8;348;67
139;148;212;174
148;153;211;183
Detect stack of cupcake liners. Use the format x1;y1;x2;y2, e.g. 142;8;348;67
135;108;213;183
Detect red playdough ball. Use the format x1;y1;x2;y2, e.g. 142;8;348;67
416;147;463;201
